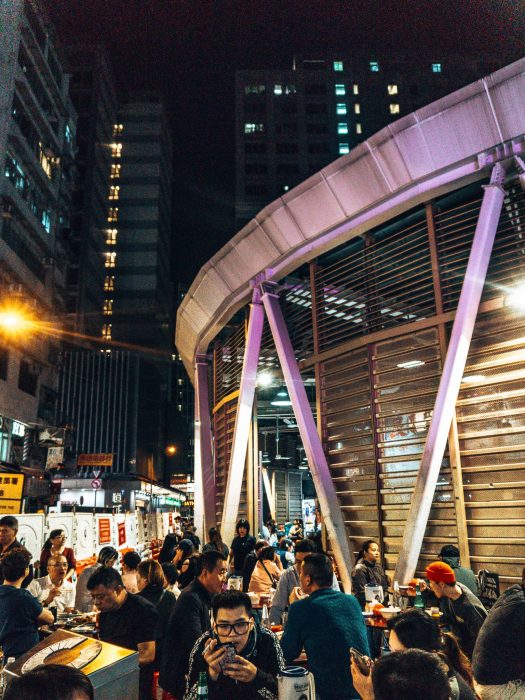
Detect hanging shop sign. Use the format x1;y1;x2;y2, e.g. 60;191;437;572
77;453;113;468
0;472;25;514
98;517;112;544
46;446;64;470
117;521;126;546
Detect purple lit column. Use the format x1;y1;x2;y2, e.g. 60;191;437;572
221;288;265;547
394;164;506;584
260;281;354;591
194;354;216;542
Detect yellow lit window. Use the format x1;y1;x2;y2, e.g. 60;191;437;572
102;324;112;340
107;207;118;222
353;84;359;95
389;103;400;114
110;164;121;179
104;251;116;268
388;84;398;95
104;275;115;291
109;185;120;200
106;228;117;245
38;143;53;178
356;123;362;134
112;124;123;137
103;299;113;315
354;103;360;114
111;143;122;158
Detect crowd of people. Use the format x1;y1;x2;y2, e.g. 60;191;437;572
2;513;525;700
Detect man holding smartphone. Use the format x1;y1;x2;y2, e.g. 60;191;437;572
184;590;284;699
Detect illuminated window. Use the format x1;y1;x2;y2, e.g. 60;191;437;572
103;299;113;315
369;61;380;72
432;62;442;73
104;276;115;291
102;324;112;340
353;84;359;95
338;143;349;155
106;228;117;245
389;103;400;114
356;123;362;134
38;143;53;179
110;164;121;179
244;84;266;95
333;60;343;72
109;185;120;200
112;124;123;137
335;84;346;96
107;207;118;222
111;143;122;158
104;251;116;268
274;84;283;95
244;123;264;134
337;122;349;135
354;103;360;114
284;84;296;95
336;103;347;115
387;84;398;95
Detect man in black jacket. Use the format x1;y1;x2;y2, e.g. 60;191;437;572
160;549;228;698
472;567;525;699
184;590;284;700
241;539;268;591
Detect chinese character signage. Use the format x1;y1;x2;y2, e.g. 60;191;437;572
117;521;126;546
98;517;112;544
0;472;25;514
77;453;113;467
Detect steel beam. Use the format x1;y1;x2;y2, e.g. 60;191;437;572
194;355;216;542
394;164;506;584
221;289;265;546
260;282;354;592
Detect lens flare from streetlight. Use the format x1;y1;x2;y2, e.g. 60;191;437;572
506;283;525;311
0;307;35;336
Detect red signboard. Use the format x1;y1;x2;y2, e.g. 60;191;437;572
168;512;173;527
117;521;126;547
98;518;112;544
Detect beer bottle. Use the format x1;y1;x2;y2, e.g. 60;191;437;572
414;583;425;610
197;671;208;698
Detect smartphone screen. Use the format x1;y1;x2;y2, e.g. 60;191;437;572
219;643;236;670
350;647;371;676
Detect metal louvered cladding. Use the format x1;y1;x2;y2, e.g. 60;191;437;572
213;399;248;525
320;346;379;558
457;308;525;585
373;328;457;576
315;210;435;353
214;324;246;404
436;185;525;311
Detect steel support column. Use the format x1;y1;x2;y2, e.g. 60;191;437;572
221;288;265;546
260;282;354;592
394;164;506;584
194;355;216;542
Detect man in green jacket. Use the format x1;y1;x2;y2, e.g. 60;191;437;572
280;553;369;700
440;545;478;596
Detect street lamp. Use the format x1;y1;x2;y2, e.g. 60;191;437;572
0;305;36;337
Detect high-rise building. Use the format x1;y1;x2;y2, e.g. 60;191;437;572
0;0;76;466
63;44;118;338
235;54;510;229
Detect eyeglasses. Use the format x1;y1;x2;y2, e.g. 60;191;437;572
215;621;250;636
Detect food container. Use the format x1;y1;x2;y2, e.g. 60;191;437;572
380;607;401;620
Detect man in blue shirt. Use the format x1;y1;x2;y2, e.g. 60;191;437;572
280;553;369;700
0;548;54;659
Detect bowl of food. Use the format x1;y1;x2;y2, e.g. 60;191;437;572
380;607;401;620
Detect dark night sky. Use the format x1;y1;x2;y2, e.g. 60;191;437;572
47;1;525;283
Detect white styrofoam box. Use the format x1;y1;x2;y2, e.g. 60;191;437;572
147;513;157;540
74;513;96;560
47;513;74;548
16;514;45;562
136;511;145;543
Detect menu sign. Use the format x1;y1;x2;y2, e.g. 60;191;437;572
0;472;24;514
117;521;126;546
98;517;112;544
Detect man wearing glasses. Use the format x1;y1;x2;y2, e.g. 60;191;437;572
184;589;284;700
33;554;76;612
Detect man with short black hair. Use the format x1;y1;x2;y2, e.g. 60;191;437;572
351;648;450;700
87;566;157;700
0;515;33;586
281;553;369;700
269;538;339;625
160;549;228;699
0;548;54;659
184;590;284;699
4;663;94;700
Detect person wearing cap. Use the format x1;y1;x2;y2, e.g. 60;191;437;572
439;544;478;596
424;561;487;658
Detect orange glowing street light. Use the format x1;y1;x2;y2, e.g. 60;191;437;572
165;444;177;457
0;305;37;336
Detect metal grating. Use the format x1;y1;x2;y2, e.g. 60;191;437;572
213;399;248;526
457;308;525;585
214;323;246;404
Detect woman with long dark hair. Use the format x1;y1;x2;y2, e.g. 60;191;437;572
39;529;76;580
202;526;229;559
351;539;389;609
173;538;196;589
228;519;256;576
